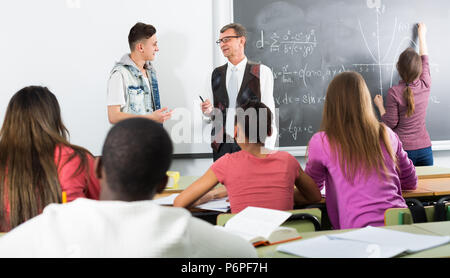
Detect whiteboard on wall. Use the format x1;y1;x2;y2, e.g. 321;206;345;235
0;0;216;156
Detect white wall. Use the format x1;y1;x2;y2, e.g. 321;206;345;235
0;0;217;155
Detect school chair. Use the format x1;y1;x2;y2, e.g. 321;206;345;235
385;197;450;226
216;208;322;232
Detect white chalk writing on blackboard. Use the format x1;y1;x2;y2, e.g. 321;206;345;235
256;30;317;58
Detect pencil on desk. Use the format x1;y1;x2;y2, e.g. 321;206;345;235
62;191;67;204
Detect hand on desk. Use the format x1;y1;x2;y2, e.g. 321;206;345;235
192;187;228;207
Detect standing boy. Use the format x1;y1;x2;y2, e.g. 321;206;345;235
107;22;172;124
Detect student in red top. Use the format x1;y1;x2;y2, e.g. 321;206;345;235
0;86;100;232
174;101;321;213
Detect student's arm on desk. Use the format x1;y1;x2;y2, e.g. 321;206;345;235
395;133;418;190
293;168;322;206
173;169;226;208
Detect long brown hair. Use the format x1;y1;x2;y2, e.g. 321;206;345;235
318;72;396;182
0;86;92;231
397;47;422;117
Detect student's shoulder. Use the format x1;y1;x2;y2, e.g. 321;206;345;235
187;217;257;257
387;84;404;98
54;144;92;159
54;144;77;158
307;132;331;155
220;151;245;161
309;131;328;145
382;124;400;144
271;150;296;160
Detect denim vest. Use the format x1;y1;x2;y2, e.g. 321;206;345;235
111;64;157;115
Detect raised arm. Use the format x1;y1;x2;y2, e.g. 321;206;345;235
418;23;428;56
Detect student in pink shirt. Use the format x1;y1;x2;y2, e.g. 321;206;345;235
0;86;100;232
301;72;417;229
374;23;432;166
174;101;321;213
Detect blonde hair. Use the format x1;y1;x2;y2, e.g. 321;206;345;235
318;71;396;181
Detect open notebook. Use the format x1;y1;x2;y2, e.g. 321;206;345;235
152;193;230;212
216;207;301;246
277;226;450;258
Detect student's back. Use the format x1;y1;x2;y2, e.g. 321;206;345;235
0;198;255;257
174;101;321;213
304;72;418;229
212;149;299;213
374;23;433;166
306;128;416;229
0;118;256;258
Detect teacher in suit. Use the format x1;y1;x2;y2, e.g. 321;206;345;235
201;23;277;161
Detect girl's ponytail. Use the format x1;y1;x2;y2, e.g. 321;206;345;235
403;84;415;117
397;48;422;118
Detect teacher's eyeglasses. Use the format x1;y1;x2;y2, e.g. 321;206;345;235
216;36;241;45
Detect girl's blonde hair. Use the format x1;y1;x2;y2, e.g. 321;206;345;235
319;71;396;181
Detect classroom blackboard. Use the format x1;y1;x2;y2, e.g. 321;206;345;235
234;0;450;148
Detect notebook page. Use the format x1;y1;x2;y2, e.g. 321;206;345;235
224;207;292;239
329;226;450;253
277;235;406;258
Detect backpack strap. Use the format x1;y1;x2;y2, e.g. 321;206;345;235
284;213;321;231
433;196;450;222
405;198;427;223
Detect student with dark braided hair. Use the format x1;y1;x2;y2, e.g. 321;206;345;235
374;23;433;166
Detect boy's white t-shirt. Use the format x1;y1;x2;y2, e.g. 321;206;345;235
107;71;152;108
0;198;257;258
107;71;126;107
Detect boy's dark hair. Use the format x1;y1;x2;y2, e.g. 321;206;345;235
128;22;157;51
234;100;272;144
101;118;173;200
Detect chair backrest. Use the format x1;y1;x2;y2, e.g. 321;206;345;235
216;208;322;232
434;196;450;222
385;204;450;226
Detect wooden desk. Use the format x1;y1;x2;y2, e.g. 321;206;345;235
402;186;434;198
416;166;450;179
156;168;450;202
257;222;450;258
418;178;450;197
411;221;450;236
155;176;224;199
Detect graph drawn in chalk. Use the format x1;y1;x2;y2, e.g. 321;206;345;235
357;0;435;96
